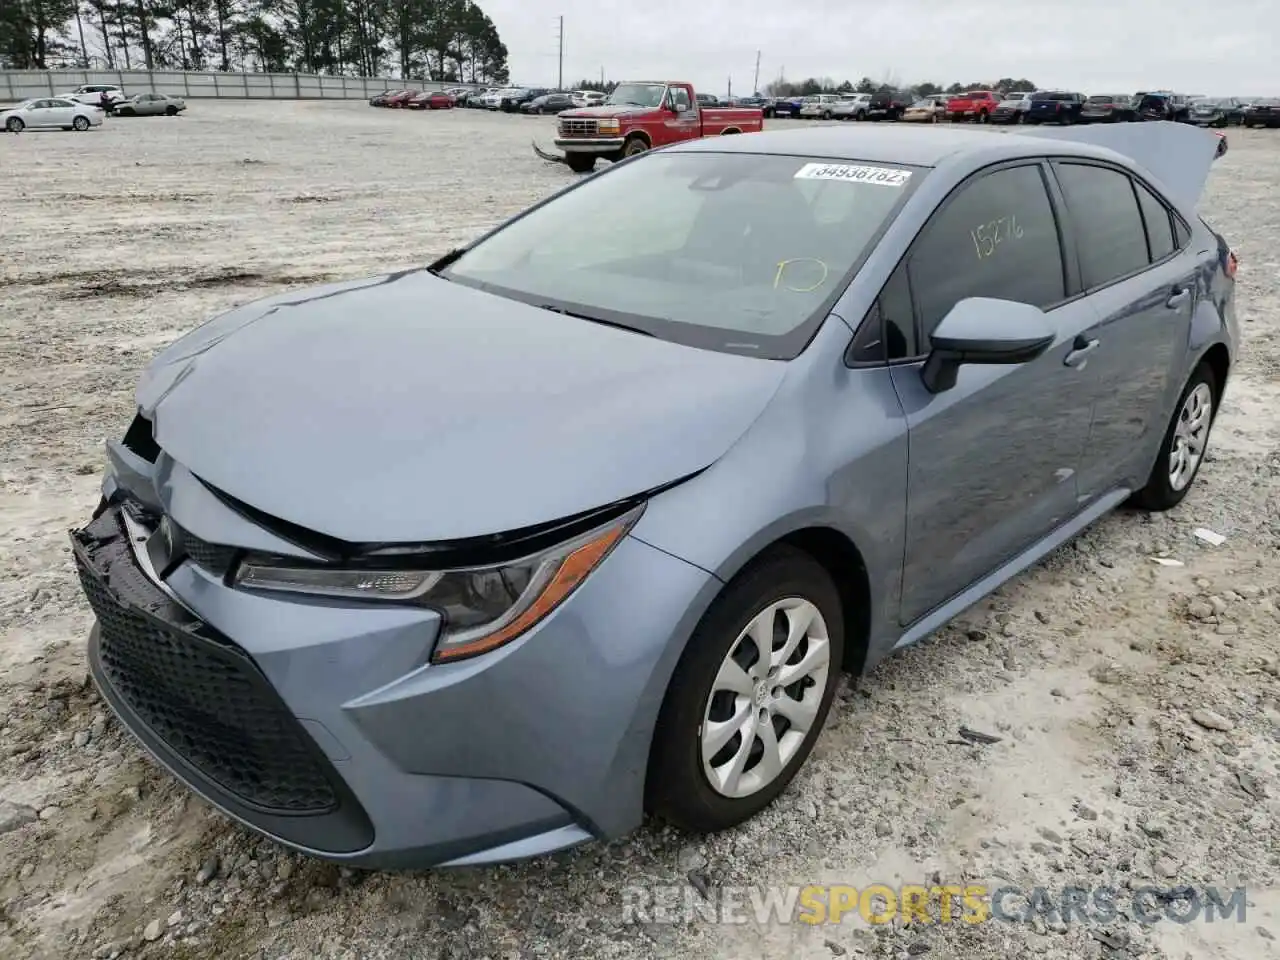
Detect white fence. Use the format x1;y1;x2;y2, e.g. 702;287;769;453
0;69;482;104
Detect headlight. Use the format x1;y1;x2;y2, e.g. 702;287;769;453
233;505;642;663
597;118;621;134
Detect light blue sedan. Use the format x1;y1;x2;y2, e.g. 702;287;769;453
72;121;1237;869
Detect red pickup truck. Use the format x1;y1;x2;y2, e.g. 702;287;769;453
533;81;764;173
947;89;1000;123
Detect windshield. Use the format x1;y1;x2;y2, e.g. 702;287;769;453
607;83;666;107
441;152;922;359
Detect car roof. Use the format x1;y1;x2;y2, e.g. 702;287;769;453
669;124;1122;168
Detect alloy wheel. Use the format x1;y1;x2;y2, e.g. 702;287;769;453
700;598;831;799
1169;382;1213;492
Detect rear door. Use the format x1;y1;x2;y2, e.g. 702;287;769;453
889;161;1098;625
1048;160;1199;498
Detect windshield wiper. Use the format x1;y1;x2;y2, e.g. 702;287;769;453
427;247;465;276
536;303;653;336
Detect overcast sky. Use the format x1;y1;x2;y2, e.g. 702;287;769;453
479;0;1276;97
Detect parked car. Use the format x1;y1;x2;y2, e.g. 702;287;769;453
990;92;1034;124
385;90;420;108
480;88;511;109
533;80;764;173
408;91;455;110
901;95;949;123
74;121;1237;870
765;97;803;119
523;92;577;114
1079;94;1135;123
1189;98;1245;127
1242;98;1280;128
113;93;187;117
1025;91;1085;124
947;90;1000;122
1133;92;1193;122
866;92;907;121
370;89;407;106
2;97;103;133
831;94;873;121
798;94;844;119
501;88;549;112
695;92;720;108
60;83;126;107
571;90;607;108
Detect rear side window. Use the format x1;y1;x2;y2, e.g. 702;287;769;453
1054;163;1150;289
1134;181;1175;262
908;163;1066;338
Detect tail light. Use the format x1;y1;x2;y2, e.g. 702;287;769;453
1056;103;1063;112
1225;251;1238;279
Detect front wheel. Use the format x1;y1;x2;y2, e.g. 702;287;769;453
646;546;845;833
6;117;24;133
622;136;648;158
165;105;178;116
1129;363;1219;511
565;153;596;173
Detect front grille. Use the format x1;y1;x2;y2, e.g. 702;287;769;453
559;118;598;138
73;518;338;815
172;522;239;576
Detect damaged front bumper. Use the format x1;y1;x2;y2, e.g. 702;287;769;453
71;433;716;868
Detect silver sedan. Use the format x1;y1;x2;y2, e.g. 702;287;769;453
114;93;187;117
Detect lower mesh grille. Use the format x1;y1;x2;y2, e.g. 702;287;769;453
73;519;338;814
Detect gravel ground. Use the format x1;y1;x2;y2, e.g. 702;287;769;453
1;101;1278;960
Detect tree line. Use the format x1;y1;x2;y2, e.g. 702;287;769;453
764;76;1039;100
0;0;510;82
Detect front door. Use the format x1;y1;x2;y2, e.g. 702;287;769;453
890;161;1098;626
663;86;700;142
1049;161;1199;499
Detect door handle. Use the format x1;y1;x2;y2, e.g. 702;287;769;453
1166;286;1191;309
1064;336;1100;368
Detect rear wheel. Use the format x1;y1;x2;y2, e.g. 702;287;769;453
73;115;90;131
646;546;845;833
565;153;596;173
1130;363;1219;511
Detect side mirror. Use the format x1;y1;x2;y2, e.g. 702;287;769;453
920;298;1056;394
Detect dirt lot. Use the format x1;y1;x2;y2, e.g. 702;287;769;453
1;100;1278;960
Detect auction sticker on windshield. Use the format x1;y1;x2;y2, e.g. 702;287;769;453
793;163;912;186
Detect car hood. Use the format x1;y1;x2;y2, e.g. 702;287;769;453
557;105;657;119
135;271;787;544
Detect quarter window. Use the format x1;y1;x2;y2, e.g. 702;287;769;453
909;163;1065;339
849;263;915;363
1054;163;1150;288
1134;181;1175;262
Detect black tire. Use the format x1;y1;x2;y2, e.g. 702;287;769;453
1129;362;1219;511
7;117;24;133
565;153;596;173
165;105;178;116
856;110;866;121
118;108;135;117
622;136;648;158
977;109;988;124
645;546;845;833
73;115;89;131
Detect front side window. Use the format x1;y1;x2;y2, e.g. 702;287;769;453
1053;163;1150;289
908;163;1065;339
442;152;924;358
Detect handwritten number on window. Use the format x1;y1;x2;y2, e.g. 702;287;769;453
970;215;1024;260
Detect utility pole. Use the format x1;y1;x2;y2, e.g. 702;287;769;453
727;76;732;98
556;16;564;90
753;50;760;95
